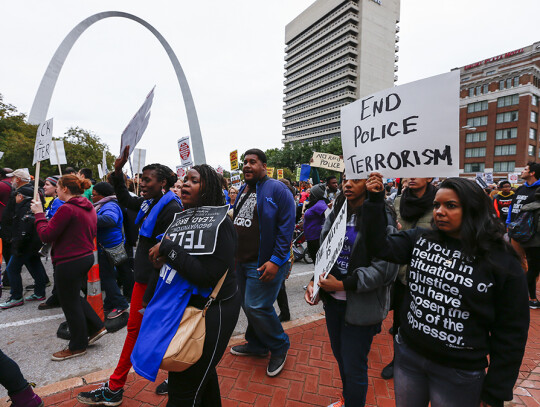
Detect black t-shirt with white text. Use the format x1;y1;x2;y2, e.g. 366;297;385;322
233;188;260;263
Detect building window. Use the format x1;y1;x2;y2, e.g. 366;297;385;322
469;88;474;97
467;101;488;113
464;163;485;172
486;70;496;75
494;161;515;172
466;132;487;143
514;76;520;87
529;145;536;156
499;80;504;90
494;144;517;156
506;78;512;88
495;128;518;139
533;95;539;106
497;94;519;107
496;111;518;123
476;85;481;95
465;147;486;158
532;111;538;123
483;84;489;93
530;128;537;140
467;116;488;127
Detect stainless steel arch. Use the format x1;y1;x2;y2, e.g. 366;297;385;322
28;11;206;164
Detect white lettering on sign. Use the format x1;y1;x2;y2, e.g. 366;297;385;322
341;71;459;179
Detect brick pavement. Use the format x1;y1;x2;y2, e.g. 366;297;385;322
21;307;540;406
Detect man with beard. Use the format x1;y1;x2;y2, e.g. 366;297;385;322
230;149;295;377
381;177;437;380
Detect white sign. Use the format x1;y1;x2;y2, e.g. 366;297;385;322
177;136;194;167
0;152;4;160
310;152;345;172
341;71;460;179
216;165;224;175
49;140;67;165
102;150;108;176
484;171;494;184
132;148;146;175
508;173;519;184
120;87;155;155
97;164;104;179
33;118;54;165
312;203;347;300
176;165;189;180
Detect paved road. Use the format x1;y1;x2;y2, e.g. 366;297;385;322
0;254;321;396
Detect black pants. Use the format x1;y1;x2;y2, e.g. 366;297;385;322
56;255;104;351
525;247;540;299
1;242;11;285
391;280;408;336
276;281;290;318
168;290;241;407
307;240;320;264
0;348;27;395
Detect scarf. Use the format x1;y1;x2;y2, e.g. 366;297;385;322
135;190;181;238
400;183;437;222
93;195;118;212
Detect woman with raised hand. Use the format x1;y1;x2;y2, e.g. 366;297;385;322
77;147;182;407
364;173;529;407
134;164;241;406
31;174;105;361
304;176;399;407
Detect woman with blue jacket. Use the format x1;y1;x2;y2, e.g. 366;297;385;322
92;182;129;319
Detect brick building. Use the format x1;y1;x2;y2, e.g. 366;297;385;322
458;41;540;177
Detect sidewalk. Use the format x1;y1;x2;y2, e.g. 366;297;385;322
17;308;540;407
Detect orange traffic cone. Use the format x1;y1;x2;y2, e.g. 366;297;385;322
87;238;104;321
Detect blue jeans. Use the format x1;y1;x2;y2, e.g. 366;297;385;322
394;332;485;407
236;261;290;356
324;297;381;406
98;251;129;311
7;253;47;299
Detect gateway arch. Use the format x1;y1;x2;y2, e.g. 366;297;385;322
28;11;206;164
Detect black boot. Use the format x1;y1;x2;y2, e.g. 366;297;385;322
381;359;394;380
10;384;43;407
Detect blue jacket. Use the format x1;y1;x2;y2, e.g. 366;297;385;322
506;179;540;225
235;177;295;267
96;200;124;249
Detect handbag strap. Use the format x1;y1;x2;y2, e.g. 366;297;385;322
203;270;228;315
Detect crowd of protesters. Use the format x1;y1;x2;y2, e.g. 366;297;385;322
0;152;538;406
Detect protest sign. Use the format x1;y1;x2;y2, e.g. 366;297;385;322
178;136;194;167
231;172;241;187
33;118;53;165
230;150;239;171
277;169;284;179
216;165;224;175
49;140;67;166
484;171;494;184
267;167;275;178
296;167;301;181
310;152;344;172
176;165;189;180
97;164;104;179
120;87;154;155
475;173;488;189
341;71;460;179
132;148;146;176
0;152;3;160
312;203;347;300
299;164;311;182
508;172;519;184
162;205;229;255
102;151;108;177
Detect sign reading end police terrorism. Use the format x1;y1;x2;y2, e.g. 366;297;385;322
163;205;229;256
340;71;459;179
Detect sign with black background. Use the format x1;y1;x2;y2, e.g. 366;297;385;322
162;205;229;256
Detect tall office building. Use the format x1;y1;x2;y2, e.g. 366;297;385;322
458;42;540;177
283;0;400;145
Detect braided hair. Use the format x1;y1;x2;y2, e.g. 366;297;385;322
190;164;225;207
142;163;177;189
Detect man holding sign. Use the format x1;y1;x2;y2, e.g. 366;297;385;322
303;176;398;406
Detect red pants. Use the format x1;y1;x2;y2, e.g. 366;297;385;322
109;282;147;391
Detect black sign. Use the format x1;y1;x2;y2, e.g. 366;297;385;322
163;205;229;256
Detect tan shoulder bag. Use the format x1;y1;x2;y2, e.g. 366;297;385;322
160;271;228;372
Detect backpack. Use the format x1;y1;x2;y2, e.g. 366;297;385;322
508;211;538;243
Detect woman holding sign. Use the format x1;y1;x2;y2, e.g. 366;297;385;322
78;147;181;406
363;174;528;407
304;176;399;407
134;164;241;406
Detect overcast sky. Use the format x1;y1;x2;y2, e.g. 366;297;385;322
0;0;538;173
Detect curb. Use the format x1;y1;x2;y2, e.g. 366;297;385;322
0;312;325;404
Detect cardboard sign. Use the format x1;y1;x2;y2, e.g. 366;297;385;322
341;71;460;179
132;148;146;175
312;203;347;300
230;150;239;171
310;152;344;172
277;169;284;179
33;118;54;165
120;87;154;155
162;205;229;256
177;136;194;167
216;165;224;175
508;173;519;184
267;167;275;178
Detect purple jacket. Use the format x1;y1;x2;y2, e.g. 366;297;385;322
304;200;328;241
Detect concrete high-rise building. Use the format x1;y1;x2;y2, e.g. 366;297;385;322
282;0;400;145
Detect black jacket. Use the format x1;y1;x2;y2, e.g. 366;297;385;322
11;197;42;256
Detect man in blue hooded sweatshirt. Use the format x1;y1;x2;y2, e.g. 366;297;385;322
507;161;540;309
230;148;295;377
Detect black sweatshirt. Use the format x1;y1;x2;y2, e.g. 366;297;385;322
364;191;529;407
